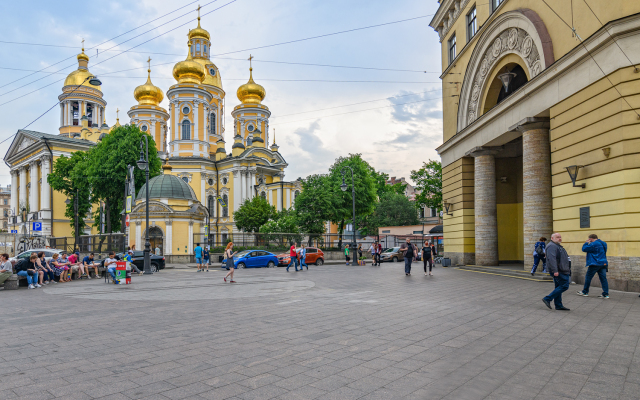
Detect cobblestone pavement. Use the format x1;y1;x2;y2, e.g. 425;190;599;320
2;264;639;400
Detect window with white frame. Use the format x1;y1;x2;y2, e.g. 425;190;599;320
210;113;216;135
467;6;477;40
491;0;504;12
448;34;457;65
181;120;191;140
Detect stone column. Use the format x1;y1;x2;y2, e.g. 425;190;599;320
188;221;194;254
40;156;51;211
165;220;172;255
240;170;246;202
10;170;18;216
232;169;241;215
193;101;199;141
511;118;552;270
466;147;500;266
29;161;39;212
18;167;27;217
135;221;142;250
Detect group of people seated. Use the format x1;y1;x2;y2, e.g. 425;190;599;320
0;251;106;289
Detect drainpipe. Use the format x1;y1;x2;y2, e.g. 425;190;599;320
43;139;54;237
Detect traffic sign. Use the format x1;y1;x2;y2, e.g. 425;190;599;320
32;222;42;231
126;196;132;213
217;196;227;207
10;230;17;234
125;214;130;227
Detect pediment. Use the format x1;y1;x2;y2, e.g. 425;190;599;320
5;131;41;162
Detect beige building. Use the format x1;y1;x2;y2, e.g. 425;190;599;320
431;0;640;291
0;186;10;232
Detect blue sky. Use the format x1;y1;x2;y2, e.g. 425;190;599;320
0;0;443;185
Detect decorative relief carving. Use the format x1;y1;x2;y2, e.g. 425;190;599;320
467;27;542;124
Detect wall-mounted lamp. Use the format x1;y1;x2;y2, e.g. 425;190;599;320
443;202;453;216
498;71;517;92
500;176;508;183
566;165;586;188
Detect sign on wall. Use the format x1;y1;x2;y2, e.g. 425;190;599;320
580;207;590;229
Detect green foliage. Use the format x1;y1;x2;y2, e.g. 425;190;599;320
327;154;378;224
87;125;162;232
411;159;442;210
293;174;333;235
47;152;92;236
259;208;302;245
370;169;406;197
234;196;275;232
373;192;419;227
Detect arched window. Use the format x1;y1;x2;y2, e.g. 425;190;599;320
260;192;267;200
203;45;207;55
222;194;229;217
191;44;195;56
210;113;216;135
196;43;201;52
294;190;300;199
181;120;191;140
208;195;214;213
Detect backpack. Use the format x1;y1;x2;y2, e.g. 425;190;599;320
535;243;544;257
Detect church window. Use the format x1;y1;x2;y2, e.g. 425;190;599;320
210;113;216;135
196;42;201;52
222;194;229;217
141;125;148;132
207;178;214;186
204;45;207;55
222;177;228;185
181;120;191;140
247;124;255;132
208;195;214;212
182;177;189;183
260;192;266;200
191;44;195;56
209;68;216;76
182;106;190;115
294;190;300;199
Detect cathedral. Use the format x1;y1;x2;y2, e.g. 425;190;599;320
4;15;301;259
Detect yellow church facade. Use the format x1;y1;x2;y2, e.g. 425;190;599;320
431;0;640;291
4;15;302;260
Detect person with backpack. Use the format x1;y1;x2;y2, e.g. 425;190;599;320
577;234;609;299
531;237;547;276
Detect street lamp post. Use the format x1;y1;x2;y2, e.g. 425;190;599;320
136;136;152;275
340;166;357;265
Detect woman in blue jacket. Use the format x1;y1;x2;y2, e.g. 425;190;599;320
577;234;609;298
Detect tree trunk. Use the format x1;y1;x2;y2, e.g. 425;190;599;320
106;198;111;234
338;219;344;249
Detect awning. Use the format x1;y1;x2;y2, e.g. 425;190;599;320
429;225;443;234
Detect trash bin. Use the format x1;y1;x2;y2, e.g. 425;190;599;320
441;258;451;267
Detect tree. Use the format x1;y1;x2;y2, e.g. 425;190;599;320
259;208;302;245
234;196;275;233
48;151;92;236
87;125;162;232
327;154;378;247
411;160;442;210
373;193;419;227
293;174;334;238
370;169;406;198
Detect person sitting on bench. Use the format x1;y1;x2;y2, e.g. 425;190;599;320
0;254;13;287
105;251;120;284
83;253;100;278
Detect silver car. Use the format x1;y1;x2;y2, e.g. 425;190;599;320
10;248;67;263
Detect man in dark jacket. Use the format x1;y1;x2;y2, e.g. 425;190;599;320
577;234;609;298
542;233;571;311
400;238;418;276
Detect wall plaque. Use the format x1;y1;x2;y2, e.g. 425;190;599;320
580;207;590;229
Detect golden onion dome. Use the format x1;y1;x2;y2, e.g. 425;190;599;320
134;69;164;106
237;68;266;104
188;17;210;41
63;49;100;89
172;52;205;84
193;59;223;89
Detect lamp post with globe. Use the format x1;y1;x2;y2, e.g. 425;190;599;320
136;136;152;275
340;166;357;264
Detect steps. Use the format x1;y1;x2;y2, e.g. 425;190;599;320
456;265;554;282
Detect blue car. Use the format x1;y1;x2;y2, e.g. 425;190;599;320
222;250;279;269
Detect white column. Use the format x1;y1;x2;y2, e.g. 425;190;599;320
174;103;179;142
29;161;38;212
60;104;64;127
188;221;194;254
68;102;73;125
10;170;18;216
240;171;246;202
135;221;142;250
40;156;51;210
277;185;282;211
165;221;172;255
201;175;206;202
193;101;199;141
285;188;290;209
248;171;253;199
19;167;27;215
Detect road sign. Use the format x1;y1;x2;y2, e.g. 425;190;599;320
125;214;130;227
10;230;17;234
32;222;42;231
217;196;227;207
204;225;209;238
126;196;132;213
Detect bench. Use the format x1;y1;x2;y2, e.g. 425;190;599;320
0;274;19;290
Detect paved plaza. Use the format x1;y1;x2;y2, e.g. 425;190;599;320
2;263;640;400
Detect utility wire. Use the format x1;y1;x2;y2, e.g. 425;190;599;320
539;0;640;119
0;0;202;90
271;95;443;126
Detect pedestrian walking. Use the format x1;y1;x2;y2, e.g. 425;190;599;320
377;242;382;266
299;244;309;270
422;240;433;276
287;243;299;272
531;237;547;276
369;242;378;266
357;244;363;261
344;244;350;266
195;243;203;272
203;246;210;272
400;238;418;276
542;233;571;311
430;243;437;264
223;242;237;283
577;234;609;298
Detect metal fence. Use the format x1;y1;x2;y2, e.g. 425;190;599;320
193;232;444;253
49;234;127;254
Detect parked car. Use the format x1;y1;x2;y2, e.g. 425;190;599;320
276;247;325;266
379;247;404;263
98;251;166;272
10;248;66;264
222;250;278;269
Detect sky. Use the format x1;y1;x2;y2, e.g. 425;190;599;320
0;0;444;186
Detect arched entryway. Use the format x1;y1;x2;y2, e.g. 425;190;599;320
144;226;164;255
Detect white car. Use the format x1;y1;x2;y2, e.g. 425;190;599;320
10;248;67;264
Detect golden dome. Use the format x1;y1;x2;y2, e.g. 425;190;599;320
172;52;205;84
188;17;210;41
193;59;223;89
237;68;266;104
63;49;100;89
134;69;164;106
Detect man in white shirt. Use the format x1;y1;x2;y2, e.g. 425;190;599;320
0;253;12;286
369;242;379;266
104;251;120;284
